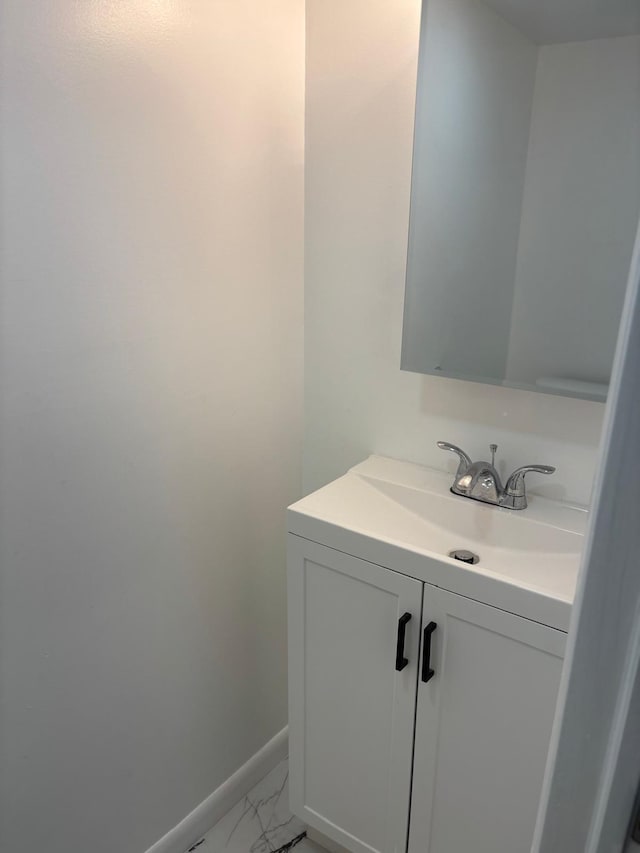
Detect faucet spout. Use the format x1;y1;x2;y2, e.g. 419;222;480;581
455;460;503;504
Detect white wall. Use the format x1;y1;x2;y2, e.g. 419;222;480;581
0;3;303;853
403;0;537;380
305;0;605;508
507;35;640;387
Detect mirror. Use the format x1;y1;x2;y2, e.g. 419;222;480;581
402;0;640;402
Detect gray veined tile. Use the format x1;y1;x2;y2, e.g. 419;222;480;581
202;759;306;853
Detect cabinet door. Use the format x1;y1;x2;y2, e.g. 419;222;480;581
409;586;566;853
288;536;423;853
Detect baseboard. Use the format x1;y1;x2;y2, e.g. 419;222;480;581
145;726;289;853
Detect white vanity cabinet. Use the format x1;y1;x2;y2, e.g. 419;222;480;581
287;535;566;853
409;584;565;853
287;536;423;853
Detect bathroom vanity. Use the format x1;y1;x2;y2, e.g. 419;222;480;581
287;456;586;853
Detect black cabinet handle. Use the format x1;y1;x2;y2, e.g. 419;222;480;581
395;612;412;671
422;621;437;683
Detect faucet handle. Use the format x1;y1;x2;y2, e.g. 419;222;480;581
437;441;472;478
503;465;556;510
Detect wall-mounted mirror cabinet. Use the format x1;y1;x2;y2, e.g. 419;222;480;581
402;0;640;402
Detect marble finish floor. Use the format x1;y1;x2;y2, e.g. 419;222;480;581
187;759;322;853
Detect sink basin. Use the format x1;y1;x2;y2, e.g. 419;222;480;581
358;474;583;565
287;455;588;630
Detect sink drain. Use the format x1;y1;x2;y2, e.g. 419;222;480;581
449;549;480;565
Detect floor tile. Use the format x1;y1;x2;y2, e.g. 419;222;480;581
197;759;306;853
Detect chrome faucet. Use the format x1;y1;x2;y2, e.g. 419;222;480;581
437;441;555;511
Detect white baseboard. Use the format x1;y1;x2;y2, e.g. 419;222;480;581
145;726;289;853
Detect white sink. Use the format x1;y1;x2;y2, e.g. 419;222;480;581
358;472;582;563
287;455;588;631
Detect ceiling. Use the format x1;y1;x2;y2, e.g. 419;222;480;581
481;0;640;44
